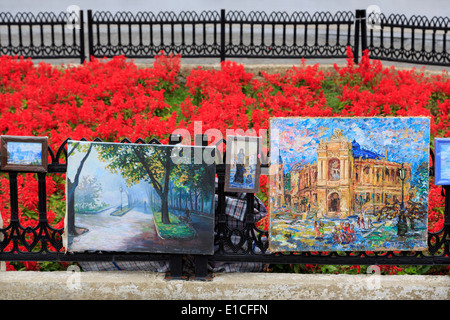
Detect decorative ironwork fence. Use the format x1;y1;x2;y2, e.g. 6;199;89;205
0;11;86;63
0;9;448;66
365;12;450;66
223;10;356;60
87;10;223;60
86;10;356;62
0;135;449;280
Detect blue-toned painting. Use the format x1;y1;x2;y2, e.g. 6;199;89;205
269;117;430;252
435;138;450;185
65;141;216;254
6;142;42;165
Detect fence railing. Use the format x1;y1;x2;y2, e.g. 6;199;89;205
0;135;449;280
87;10;356;62
87;10;224;60
0;9;448;66
366;12;450;65
0;11;85;63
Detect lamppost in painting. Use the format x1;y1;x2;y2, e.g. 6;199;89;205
120;185;123;212
397;163;407;236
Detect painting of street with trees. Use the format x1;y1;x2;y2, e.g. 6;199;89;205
65;141;216;254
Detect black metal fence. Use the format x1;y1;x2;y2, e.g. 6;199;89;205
87;10;224;60
366;12;450;65
0;135;449;280
0;11;85;63
0;9;449;66
87;10;356;61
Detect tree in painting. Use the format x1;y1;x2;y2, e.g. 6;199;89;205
170;145;215;216
74;175;105;213
66;142;94;234
93;143;215;239
96;143;175;224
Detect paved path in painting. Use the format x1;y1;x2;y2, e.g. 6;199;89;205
71;204;155;252
71;203;214;254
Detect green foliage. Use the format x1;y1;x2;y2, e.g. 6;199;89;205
164;86;188;117
320;77;347;113
74;175;104;213
153;211;196;240
268;264;450;275
109;205;132;216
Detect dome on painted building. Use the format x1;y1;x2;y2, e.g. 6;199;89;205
351;139;384;160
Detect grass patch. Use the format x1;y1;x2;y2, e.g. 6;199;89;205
110;205;132;217
153;211;196;240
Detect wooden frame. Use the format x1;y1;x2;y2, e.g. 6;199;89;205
0;135;48;172
224;135;261;193
435;138;450;185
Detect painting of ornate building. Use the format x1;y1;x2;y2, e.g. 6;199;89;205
287;129;411;218
269;117;429;252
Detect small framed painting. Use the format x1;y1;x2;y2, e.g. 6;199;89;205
435;138;450;185
0;135;48;173
225;135;261;193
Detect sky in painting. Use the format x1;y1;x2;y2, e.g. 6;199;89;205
270;117;430;176
229;136;259;165
67;141;214;206
67;141;149;207
8;142;42;153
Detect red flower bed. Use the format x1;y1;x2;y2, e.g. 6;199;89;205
0;48;448;271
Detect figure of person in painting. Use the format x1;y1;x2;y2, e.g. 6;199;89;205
349;224;356;242
338;222;344;243
184;208;191;223
333;226;340;244
319;222;325;238
342;222;351;243
314;221;321;238
233;148;246;184
143;200;148;213
359;213;365;229
367;217;373;229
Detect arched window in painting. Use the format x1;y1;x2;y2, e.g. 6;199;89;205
364;165;370;183
328;158;340;181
